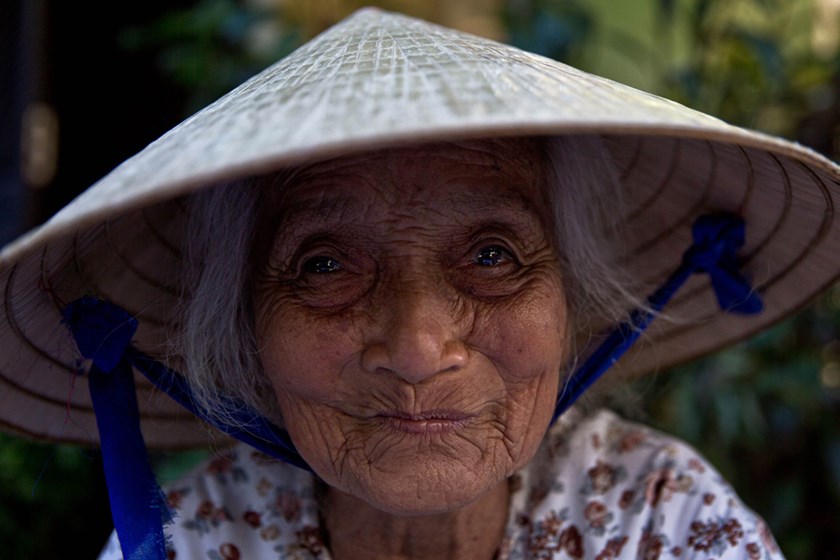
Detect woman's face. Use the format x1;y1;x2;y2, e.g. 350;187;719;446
253;139;568;515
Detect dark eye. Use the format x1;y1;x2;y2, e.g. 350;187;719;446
473;245;512;267
303;255;343;274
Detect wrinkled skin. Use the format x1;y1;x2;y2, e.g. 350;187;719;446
253;139;569;532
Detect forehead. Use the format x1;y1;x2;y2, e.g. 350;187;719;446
272;138;551;225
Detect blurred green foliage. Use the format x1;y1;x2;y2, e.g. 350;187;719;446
119;0;301;111
3;0;839;558
0;433;112;557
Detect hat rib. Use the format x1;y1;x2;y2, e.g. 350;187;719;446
627;138;682;222
104;222;182;298
753;161;834;291
4;263;75;372
733;145;756;216
739;152;791;263
633;141;718;257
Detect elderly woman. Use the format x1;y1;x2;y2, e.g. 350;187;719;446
1;8;838;560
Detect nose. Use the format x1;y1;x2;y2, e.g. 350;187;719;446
361;282;468;384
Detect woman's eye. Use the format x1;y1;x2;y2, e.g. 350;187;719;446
456;242;521;298
302;255;343;274
473;245;512;267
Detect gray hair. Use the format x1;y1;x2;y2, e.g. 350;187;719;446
174;135;642;426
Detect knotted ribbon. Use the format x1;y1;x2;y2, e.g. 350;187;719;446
552;213;763;422
62;298;305;560
63;298;171;560
61;213;761;560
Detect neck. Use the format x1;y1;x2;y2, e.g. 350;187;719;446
321;479;510;560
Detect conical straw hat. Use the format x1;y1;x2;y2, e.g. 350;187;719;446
2;8;839;448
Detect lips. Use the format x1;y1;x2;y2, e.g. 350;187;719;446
377;410;473;434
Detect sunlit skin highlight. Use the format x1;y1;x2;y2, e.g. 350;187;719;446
253;139;570;559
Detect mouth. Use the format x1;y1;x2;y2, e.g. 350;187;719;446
376;410;473;434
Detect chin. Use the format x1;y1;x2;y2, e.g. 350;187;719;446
325;448;511;516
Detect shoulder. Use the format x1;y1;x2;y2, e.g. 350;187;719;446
504;409;784;560
98;443;328;560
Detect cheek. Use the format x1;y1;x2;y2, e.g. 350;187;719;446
479;275;569;375
473;275;568;463
255;296;363;402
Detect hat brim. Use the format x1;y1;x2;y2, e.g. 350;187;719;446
2;8;839;448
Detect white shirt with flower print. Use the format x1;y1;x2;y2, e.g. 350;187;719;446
98;409;784;559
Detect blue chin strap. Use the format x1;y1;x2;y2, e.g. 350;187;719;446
63;300;308;560
551;213;763;422
62;212;762;560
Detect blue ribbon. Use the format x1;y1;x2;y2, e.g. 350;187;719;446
63;297;308;560
127;349;309;471
552;213;763;422
63;297;171;560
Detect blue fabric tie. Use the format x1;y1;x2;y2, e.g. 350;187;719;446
552;213;763;422
127;348;309;471
63;297;171;560
63;298;309;560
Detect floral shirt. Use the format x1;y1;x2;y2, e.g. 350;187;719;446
99;409;784;559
